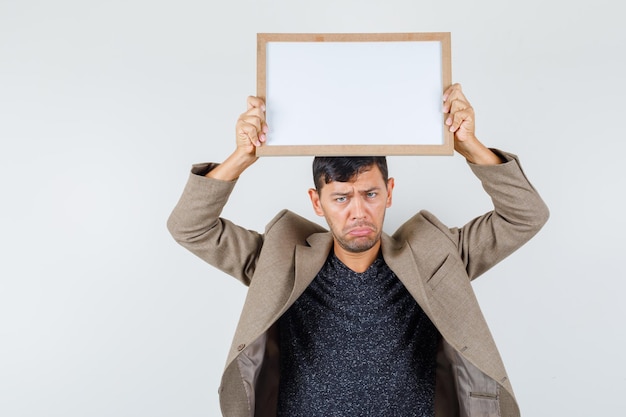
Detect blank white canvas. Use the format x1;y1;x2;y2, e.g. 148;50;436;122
265;41;444;146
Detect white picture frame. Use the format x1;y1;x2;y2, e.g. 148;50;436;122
256;32;452;156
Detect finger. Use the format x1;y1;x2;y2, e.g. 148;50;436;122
246;96;266;111
240;107;266;131
241;106;265;120
238;111;268;143
444;99;471;131
237;115;270;145
446;108;474;133
238;121;262;147
442;83;461;110
442;83;461;101
239;114;263;132
448;99;471;116
239;97;268;147
444;96;470;115
442;83;468;113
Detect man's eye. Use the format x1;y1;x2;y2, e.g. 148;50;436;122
366;192;377;198
335;196;347;203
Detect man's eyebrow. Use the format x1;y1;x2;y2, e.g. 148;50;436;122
329;190;352;197
360;186;382;193
329;186;381;196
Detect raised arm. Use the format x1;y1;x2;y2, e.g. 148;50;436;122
441;84;549;278
166;96;269;286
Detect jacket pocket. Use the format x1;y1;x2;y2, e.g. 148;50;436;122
468;391;501;416
469;391;499;400
426;254;460;290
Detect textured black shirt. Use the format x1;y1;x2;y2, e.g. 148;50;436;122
276;252;439;417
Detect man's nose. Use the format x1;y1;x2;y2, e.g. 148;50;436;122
350;197;366;219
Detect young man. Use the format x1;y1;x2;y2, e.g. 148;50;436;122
167;84;549;417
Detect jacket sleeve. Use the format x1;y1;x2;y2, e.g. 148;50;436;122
444;150;549;280
166;163;263;286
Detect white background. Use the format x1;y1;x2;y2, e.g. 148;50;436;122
1;1;624;416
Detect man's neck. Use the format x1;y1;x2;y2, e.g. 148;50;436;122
333;241;381;273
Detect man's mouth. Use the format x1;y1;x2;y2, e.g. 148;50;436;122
346;225;375;237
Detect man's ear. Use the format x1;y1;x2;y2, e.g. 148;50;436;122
308;188;325;217
386;177;395;208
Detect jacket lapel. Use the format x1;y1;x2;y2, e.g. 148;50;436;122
381;233;433;317
288;232;334;307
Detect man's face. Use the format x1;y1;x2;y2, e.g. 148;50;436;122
308;165;394;253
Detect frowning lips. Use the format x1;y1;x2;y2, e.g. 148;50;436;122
344;222;377;236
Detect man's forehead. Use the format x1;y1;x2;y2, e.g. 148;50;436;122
323;166;386;191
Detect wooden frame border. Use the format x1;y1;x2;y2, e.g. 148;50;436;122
256;32;452;156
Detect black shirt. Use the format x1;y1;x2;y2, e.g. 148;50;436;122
277;252;439;417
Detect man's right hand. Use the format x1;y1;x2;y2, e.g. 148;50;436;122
205;96;268;181
236;96;268;152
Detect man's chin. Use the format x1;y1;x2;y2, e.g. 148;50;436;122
338;236;379;253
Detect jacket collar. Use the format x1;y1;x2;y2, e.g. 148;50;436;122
381;233;431;314
289;232;334;306
290;231;431;315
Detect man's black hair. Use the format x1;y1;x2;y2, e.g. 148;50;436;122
312;156;388;191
